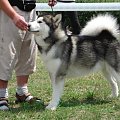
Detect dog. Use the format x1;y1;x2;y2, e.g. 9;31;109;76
28;14;120;110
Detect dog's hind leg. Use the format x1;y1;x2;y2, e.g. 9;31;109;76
102;64;119;98
46;76;65;110
109;69;120;97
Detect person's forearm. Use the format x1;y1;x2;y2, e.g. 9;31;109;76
0;0;17;20
0;0;28;31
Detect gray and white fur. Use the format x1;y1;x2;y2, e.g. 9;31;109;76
28;14;120;110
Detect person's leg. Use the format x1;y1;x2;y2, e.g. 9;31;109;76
61;11;65;24
0;80;9;110
66;11;81;35
57;0;81;35
15;36;38;103
16;75;28;87
16;75;36;103
16;75;29;96
0;10;17;111
14;8;40;103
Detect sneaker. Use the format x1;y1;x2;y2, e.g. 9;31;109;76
0;98;9;111
15;93;43;104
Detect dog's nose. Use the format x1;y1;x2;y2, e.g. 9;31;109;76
28;24;31;31
28;24;31;28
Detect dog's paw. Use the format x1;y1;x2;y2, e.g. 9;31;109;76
46;103;57;110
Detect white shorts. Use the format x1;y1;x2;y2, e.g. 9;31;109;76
0;7;37;80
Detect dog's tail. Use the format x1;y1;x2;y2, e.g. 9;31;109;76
80;14;120;40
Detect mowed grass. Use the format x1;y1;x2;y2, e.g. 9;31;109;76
0;55;120;120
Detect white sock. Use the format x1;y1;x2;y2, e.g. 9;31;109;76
16;86;28;96
0;88;8;98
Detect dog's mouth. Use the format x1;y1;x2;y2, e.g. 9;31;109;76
28;24;40;33
28;28;40;33
29;30;40;32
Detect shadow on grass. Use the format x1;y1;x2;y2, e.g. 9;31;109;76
9;101;46;113
60;97;112;108
8;96;113;112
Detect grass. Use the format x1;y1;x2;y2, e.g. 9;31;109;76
1;55;120;120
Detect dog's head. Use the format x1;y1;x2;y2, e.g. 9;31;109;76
28;14;66;49
29;14;62;33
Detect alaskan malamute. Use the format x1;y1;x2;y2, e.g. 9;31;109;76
28;14;120;110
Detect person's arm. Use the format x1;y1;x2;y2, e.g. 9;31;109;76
0;0;28;30
0;0;17;20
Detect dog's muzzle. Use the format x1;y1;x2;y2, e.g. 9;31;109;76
28;24;39;32
28;24;31;32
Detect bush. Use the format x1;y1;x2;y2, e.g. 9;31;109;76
36;1;120;28
54;11;120;29
77;11;120;28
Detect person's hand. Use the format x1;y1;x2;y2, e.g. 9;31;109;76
48;0;57;7
12;14;28;31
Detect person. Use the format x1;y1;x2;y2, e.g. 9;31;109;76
0;0;40;110
48;0;81;35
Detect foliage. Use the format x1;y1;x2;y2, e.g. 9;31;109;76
36;0;120;28
78;11;120;28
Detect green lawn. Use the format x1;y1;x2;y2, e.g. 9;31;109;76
1;56;120;120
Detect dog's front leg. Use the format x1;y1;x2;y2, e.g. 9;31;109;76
46;76;65;110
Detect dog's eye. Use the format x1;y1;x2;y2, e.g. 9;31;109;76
38;21;42;23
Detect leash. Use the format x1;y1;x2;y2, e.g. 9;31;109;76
49;0;57;15
51;6;54;15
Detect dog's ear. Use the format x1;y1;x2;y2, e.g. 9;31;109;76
53;14;62;27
